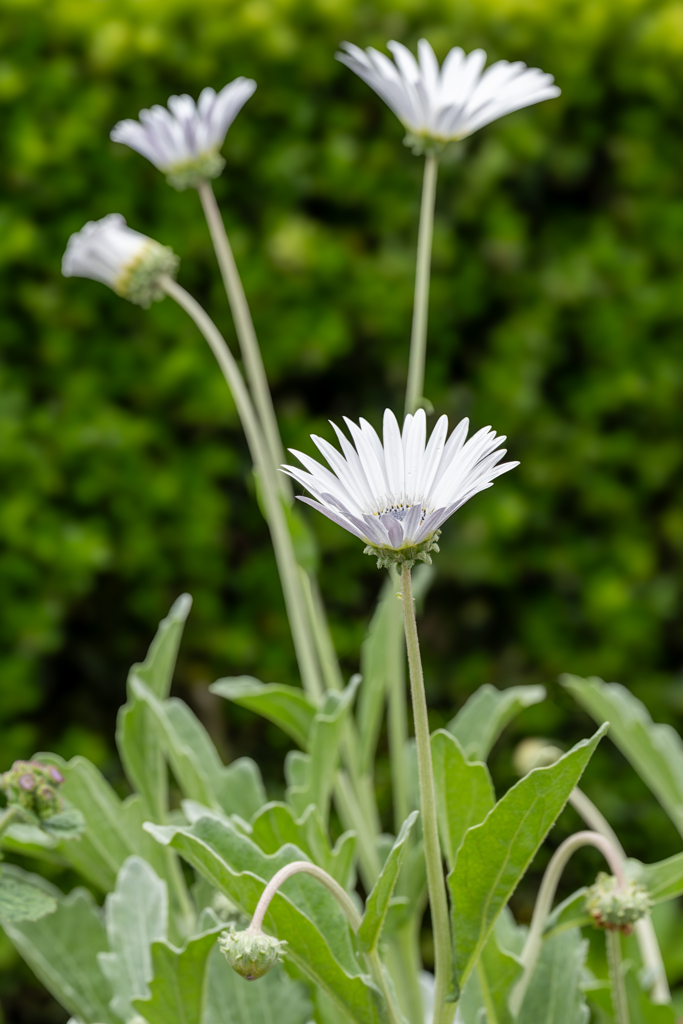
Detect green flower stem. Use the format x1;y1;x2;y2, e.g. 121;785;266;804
568;787;670;1004
197;179;291;501
160;275;323;701
388;570;409;832
606;928;631;1024
405;152;439;417
400;563;451;1024
249;859;402;1024
510;830;625;1016
0;805;22;840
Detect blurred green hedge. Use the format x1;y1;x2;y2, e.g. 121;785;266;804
2;0;683;996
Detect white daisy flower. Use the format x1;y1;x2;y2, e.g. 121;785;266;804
110;78;257;190
281;409;518;567
336;39;560;152
62;213;179;308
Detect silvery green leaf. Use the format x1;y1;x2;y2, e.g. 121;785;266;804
358;811;418;952
544;888;590;937
517;928;589;1024
210;676;317;749
431;729;494;870
447;684;546;762
457;921;522;1024
3;888;117;1024
133;593;192;699
357;576;403;773
285;677;360;824
132;925;221;1024
563;674;683;839
448;726;606;992
251;801;356;888
40;804;85;839
630;851;683;903
145;816;384;1024
0;864;58;922
97;857;168;1022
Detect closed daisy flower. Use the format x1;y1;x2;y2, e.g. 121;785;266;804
281;409;518;567
336;39;560;153
111;78;257;189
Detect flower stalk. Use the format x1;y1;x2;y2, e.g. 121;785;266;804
606;928;631;1024
510;830;626;1016
400;563;451;1024
159;274;323;701
197;179;290;499
405;153;439;416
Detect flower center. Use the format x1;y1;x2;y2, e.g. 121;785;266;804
373;502;427;523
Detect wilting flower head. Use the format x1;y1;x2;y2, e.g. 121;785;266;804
281;409;518;568
336;39;560;154
111;79;257;189
585;873;651;935
62;214;179;308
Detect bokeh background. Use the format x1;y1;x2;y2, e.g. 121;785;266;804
2;0;683;1017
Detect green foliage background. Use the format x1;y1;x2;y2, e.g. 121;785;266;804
2;0;683;1016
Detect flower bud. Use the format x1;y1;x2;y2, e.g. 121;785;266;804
218;926;286;980
585;872;651;935
513;738;564;777
0;760;65;820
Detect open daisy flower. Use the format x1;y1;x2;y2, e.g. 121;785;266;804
336;39;560;153
281;409;518;567
110;78;257;190
62;213;179;308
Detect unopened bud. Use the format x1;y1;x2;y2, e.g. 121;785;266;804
0;760;65;820
585;872;651;935
513;738;564;777
218;926;286;980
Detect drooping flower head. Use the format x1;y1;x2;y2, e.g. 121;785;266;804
281;409;518;568
62;214;179;308
110;79;257;190
336;39;560;154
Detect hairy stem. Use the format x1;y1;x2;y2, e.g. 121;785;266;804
160;275;322;700
606;929;631;1024
197;179;290;500
400;563;451;1024
405;153;439;417
249;860;402;1024
388;572;409;833
510;830;625;1016
569;787;670;1004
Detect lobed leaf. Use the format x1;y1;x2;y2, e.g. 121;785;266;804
0;864;58;923
132;926;221;1024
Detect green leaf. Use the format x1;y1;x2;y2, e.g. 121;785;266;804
116;595;192;821
457;919;523;1024
3;888;116;1024
629;851;683;903
517;928;589;1024
34;754;169;893
98;856;168;1022
204;942;312;1024
624;958;677;1024
358;811;418;953
448;725;606;991
562;674;683;838
0;864;58;922
134;593;193;699
40;804;85;839
250;801;356;888
285;677;360;824
431;729;495;869
133;926;221;1024
145;816;384;1024
357;577;403;772
447;684;547;762
544;888;590;937
211;676;317;749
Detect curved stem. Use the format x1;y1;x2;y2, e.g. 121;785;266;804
400;563;451;1024
606;929;631;1024
197;179;291;501
510;830;625;1016
160;275;323;701
569;788;670;1005
249;860;402;1024
405;153;439;417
